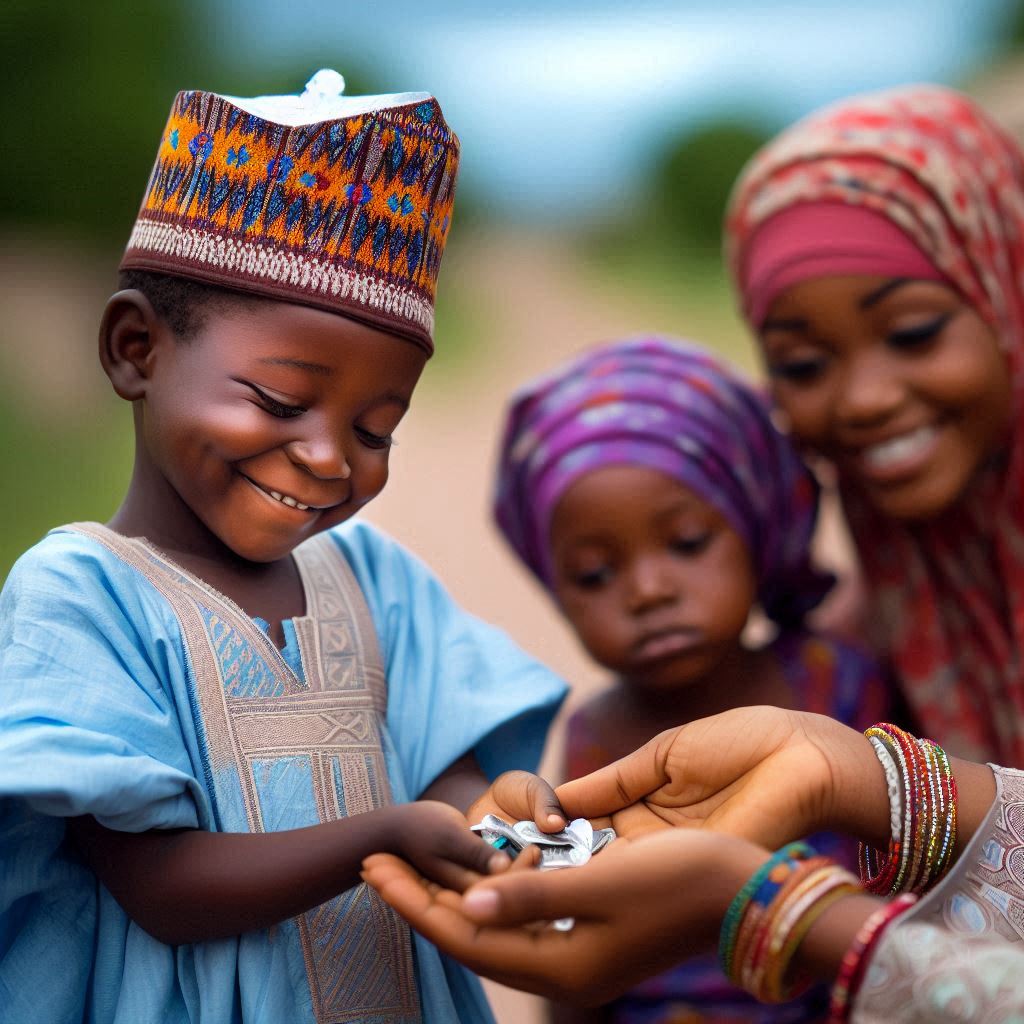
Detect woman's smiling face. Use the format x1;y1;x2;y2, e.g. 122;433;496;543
758;274;1012;521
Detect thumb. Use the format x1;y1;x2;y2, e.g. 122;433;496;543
461;866;589;926
493;770;566;832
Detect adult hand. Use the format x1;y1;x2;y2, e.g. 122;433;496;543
556;706;885;850
363;828;768;1005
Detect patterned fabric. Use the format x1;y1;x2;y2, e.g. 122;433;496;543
565;630;888;1024
120;75;459;352
725;84;1024;764
73;524;423;1023
852;765;1024;1022
0;520;566;1024
493;336;832;626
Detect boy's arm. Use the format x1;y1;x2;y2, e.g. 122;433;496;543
68;800;507;946
420;751;490;814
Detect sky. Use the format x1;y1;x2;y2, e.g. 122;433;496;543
213;0;1015;218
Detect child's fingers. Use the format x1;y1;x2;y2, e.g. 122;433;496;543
492;770;566;831
419;832;511;893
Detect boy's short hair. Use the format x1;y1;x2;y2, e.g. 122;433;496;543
118;269;260;340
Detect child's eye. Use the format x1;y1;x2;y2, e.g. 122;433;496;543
671;534;711;557
768;356;827;385
887;313;951;351
573;566;613;590
244;383;305;419
356;427;395;450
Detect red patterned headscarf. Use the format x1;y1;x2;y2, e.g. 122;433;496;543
726;84;1024;764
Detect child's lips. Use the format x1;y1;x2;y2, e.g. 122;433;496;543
631;628;703;664
241;475;341;514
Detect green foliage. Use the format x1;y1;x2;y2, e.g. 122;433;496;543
996;0;1024;53
0;0;210;243
0;0;382;245
647;118;772;252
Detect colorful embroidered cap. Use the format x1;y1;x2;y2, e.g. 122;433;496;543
120;70;460;353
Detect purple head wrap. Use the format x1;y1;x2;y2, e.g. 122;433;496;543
493;337;832;626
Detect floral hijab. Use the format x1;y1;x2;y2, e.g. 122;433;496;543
727;84;1024;763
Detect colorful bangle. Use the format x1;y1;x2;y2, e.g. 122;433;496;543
719;842;812;980
859;723;957;896
827;893;918;1022
723;849;861;1004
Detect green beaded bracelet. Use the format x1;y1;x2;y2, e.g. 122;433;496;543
718;841;814;977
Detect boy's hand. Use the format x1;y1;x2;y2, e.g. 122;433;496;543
467;770;567;835
388;800;512;892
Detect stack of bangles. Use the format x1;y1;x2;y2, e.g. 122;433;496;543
718;722;957;1021
858;722;958;896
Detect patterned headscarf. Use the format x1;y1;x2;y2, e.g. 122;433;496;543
493;337;832;626
726;84;1024;764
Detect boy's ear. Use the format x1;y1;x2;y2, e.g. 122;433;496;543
98;289;165;401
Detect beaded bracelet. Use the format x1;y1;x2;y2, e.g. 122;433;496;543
722;848;861;1004
719;842;812;980
827;893;918;1022
859;723;957;896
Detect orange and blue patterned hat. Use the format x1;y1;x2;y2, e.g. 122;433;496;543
120;70;459;353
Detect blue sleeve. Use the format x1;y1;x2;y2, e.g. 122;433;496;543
329;522;567;796
0;532;205;831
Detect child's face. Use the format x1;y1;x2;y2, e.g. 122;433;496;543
548;465;756;691
139;301;426;563
759;274;1012;521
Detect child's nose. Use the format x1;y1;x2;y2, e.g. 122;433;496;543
626;555;678;611
286;431;351;480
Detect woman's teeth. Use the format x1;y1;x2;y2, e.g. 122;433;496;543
862;425;939;470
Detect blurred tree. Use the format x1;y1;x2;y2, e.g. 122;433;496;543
996;0;1024;52
647;118;772;252
0;0;381;245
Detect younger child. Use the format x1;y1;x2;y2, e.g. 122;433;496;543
0;73;566;1023
494;336;888;1023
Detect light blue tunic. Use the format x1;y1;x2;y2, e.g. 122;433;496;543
0;521;566;1024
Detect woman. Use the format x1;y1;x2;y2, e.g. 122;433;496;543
726;84;1024;765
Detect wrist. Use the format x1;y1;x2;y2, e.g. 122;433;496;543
949;758;996;856
826;731;892;849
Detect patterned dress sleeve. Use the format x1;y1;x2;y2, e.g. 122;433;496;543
852;765;1024;1022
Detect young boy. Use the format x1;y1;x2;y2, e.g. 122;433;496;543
0;71;566;1024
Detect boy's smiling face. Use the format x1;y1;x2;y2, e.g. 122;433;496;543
126;299;426;564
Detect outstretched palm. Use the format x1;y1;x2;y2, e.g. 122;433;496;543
556;706;870;849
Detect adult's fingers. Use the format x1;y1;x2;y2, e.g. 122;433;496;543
556;730;675;818
461;859;606;925
362;854;584;993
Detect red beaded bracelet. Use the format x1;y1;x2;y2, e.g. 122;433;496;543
827;893;918;1022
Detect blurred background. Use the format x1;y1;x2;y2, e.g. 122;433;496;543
4;1;1024;1018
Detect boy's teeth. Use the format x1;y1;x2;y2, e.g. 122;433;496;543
266;487;310;511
